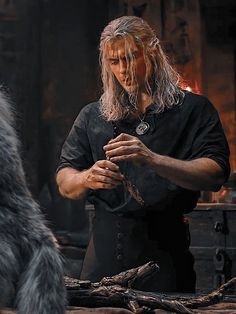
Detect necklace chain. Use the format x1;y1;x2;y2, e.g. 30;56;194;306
112;111;150;136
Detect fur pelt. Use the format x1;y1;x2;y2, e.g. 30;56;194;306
0;92;66;313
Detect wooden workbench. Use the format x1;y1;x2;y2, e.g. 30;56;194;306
2;302;236;313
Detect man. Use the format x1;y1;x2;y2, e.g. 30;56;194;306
56;16;230;292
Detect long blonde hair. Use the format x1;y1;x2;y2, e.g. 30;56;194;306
99;16;184;121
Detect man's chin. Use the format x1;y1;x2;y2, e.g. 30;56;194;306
123;85;138;94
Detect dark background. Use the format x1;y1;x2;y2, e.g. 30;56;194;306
0;0;235;290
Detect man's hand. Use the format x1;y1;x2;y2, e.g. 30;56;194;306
56;162;123;200
84;160;124;190
103;133;226;192
103;133;154;164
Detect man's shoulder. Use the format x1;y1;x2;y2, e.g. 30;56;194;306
184;91;208;105
72;101;102;129
182;91;215;112
79;100;101;115
181;92;220;124
75;100;103;122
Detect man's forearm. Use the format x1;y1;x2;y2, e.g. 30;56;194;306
104;133;227;191
56;167;89;200
148;153;226;191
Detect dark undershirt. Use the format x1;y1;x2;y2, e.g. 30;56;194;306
57;92;230;215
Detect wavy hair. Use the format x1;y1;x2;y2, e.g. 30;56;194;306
99;15;184;121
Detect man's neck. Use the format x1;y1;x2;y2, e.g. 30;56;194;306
137;92;153;113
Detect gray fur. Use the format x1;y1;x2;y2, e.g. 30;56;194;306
0;92;66;313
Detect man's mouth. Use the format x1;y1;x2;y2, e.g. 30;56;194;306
122;78;132;85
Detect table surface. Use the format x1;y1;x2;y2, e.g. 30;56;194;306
196;203;236;210
2;302;236;314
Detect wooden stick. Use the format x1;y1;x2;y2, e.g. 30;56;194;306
65;263;236;313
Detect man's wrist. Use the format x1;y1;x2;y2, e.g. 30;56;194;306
79;169;90;190
147;150;162;167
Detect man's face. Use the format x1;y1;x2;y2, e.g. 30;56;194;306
105;37;151;94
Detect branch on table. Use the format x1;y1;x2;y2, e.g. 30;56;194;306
65;262;236;314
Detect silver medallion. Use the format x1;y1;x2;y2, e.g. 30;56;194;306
135;121;150;135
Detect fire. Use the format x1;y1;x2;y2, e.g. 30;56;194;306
185;86;192;92
180;82;201;94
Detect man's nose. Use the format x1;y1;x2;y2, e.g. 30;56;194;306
119;60;127;74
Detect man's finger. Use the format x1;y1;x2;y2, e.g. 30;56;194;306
108;133;135;144
101;168;124;181
109;153;138;163
105;146;139;159
103;140;134;152
96;159;120;171
95;175;122;185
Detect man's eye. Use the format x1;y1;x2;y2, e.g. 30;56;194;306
110;60;118;65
